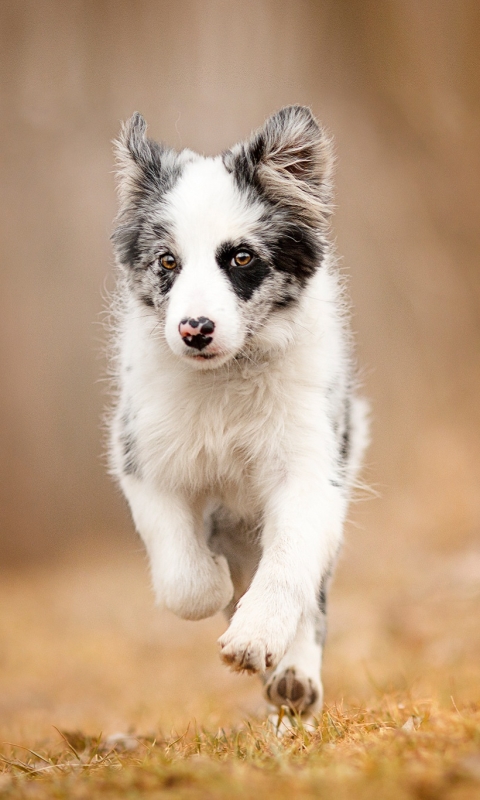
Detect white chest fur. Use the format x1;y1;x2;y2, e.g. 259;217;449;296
111;265;347;511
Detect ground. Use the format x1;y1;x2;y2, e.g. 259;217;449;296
0;513;479;799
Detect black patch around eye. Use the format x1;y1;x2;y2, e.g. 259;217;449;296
268;223;320;287
113;213;174;271
216;243;271;302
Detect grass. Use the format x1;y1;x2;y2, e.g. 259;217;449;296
0;520;479;799
1;700;480;799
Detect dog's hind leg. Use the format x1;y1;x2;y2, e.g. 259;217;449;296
264;574;331;718
264;613;325;718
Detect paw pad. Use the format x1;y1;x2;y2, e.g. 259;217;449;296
265;667;320;715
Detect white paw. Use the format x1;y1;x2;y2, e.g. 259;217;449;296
218;630;277;673
160;553;234;621
218;606;296;674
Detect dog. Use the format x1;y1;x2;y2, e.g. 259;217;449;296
109;106;368;718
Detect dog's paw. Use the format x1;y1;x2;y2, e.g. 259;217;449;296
218;586;302;673
265;667;322;715
218;631;274;673
162;553;234;621
218;616;291;674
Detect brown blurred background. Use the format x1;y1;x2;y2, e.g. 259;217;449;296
1;0;479;563
0;0;480;742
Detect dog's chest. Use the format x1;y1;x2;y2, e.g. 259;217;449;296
135;363;289;500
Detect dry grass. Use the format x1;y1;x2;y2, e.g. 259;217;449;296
1;701;480;799
0;519;479;799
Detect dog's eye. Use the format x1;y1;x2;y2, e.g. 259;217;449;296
231;250;253;267
159;253;177;270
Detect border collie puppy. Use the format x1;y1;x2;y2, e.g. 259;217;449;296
109;106;368;718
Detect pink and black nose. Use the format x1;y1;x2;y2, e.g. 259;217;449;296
178;316;215;351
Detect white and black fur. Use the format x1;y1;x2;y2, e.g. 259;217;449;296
109;106;368;718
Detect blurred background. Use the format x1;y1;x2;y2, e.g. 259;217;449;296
0;0;479;738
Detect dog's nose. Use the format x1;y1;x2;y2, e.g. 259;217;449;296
178;317;215;351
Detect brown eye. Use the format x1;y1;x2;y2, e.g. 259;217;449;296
232;250;253;267
159;253;177;270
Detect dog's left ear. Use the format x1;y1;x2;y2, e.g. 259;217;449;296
225;106;334;227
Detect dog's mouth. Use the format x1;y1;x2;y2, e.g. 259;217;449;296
182;348;233;368
189;352;218;361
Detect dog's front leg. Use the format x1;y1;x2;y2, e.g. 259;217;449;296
121;475;234;620
218;465;345;673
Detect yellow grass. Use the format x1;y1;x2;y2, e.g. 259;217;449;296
1;702;480;800
0;523;479;799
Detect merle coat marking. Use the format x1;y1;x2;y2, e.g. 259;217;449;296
109;106;369;717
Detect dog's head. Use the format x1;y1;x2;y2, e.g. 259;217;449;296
113;106;334;369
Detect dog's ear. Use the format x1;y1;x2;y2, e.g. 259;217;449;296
114;113;172;204
226;106;334;227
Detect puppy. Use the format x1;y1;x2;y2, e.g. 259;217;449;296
109;106;368;717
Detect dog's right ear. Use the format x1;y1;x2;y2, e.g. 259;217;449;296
114;112;168;204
